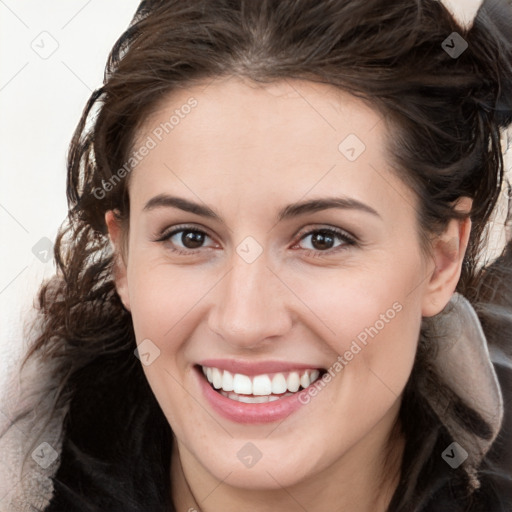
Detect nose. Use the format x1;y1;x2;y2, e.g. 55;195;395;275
207;250;293;350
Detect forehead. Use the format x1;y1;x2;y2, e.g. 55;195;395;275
129;76;415;222
136;76;383;155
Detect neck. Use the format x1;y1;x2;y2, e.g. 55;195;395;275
170;409;404;512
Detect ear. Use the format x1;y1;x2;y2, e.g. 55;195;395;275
421;197;473;317
105;210;131;312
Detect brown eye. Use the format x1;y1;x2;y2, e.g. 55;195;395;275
297;228;355;253
305;230;337;251
156;226;216;254
178;230;206;249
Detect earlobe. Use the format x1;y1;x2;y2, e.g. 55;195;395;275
105;210;131;312
421;197;473;317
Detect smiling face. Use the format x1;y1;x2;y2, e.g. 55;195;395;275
105;76;470;498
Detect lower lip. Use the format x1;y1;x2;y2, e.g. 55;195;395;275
195;366;309;424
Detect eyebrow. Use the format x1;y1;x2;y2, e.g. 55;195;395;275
143;194;381;221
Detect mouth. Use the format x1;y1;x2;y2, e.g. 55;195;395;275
196;364;327;404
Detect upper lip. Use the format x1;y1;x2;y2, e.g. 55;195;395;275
197;358;325;376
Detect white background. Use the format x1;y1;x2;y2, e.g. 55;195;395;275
0;1;140;384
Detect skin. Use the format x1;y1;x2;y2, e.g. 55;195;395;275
105;76;472;512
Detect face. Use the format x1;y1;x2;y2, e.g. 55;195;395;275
106;76;468;491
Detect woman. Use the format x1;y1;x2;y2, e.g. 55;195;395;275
1;0;512;510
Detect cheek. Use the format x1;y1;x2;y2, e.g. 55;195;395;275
126;258;204;425
126;256;205;340
290;262;423;389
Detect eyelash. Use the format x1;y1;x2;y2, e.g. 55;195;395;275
155;224;357;257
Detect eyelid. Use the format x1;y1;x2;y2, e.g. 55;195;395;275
155;223;214;241
294;224;357;244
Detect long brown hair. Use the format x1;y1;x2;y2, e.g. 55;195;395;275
11;0;512;510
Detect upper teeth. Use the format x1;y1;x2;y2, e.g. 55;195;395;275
202;366;321;395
